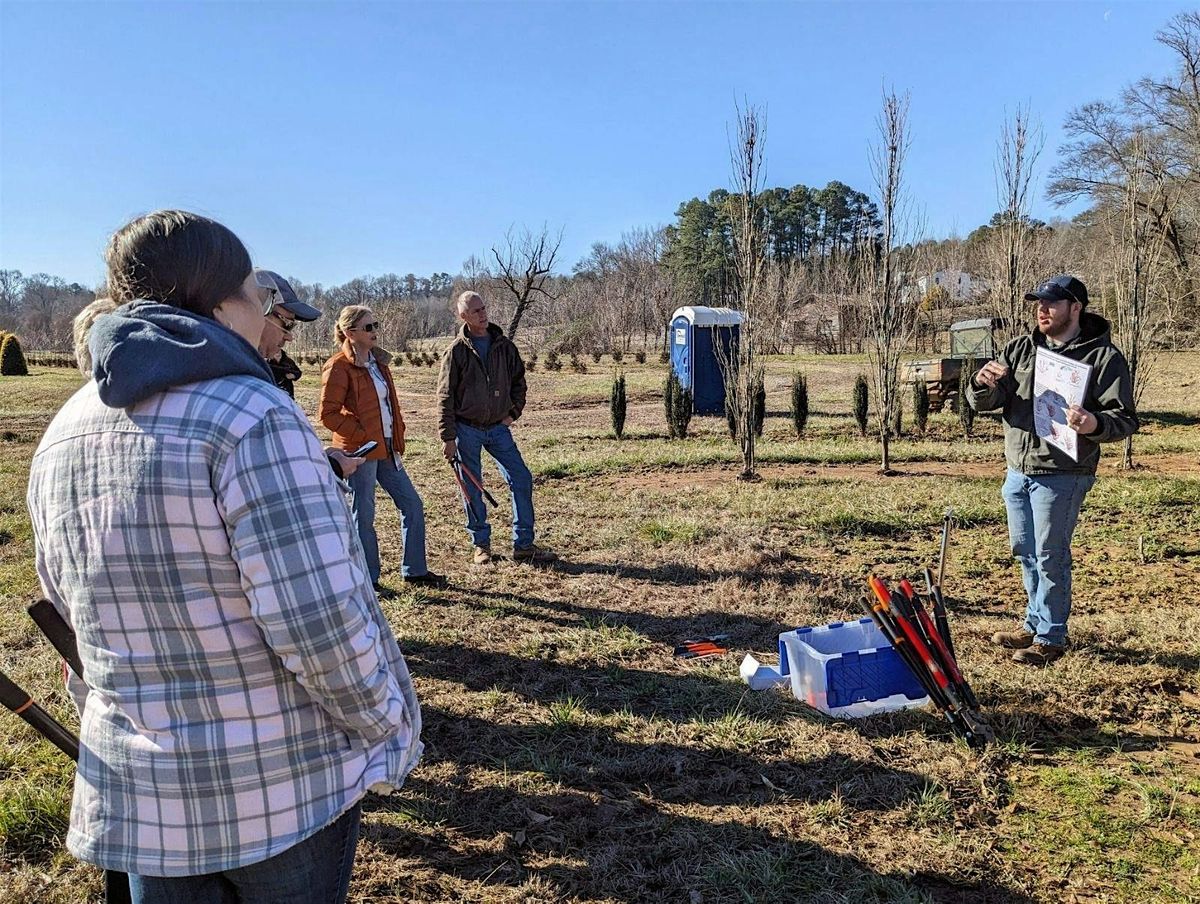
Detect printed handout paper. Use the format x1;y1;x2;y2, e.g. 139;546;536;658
1033;347;1093;461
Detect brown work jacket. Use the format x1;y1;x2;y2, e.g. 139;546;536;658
436;323;526;442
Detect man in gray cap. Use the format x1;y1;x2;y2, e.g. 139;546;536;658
967;275;1138;667
255;269;322;398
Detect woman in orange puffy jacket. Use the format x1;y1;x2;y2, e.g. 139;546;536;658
320;306;445;595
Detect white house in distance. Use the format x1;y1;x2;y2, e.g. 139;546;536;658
915;269;986;301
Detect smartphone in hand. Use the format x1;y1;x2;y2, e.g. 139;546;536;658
350;440;378;457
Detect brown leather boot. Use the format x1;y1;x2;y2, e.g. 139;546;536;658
513;543;558;564
472;545;493;566
1012;644;1066;667
991;628;1035;650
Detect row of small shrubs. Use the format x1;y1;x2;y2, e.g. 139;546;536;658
853;367;978;438
589;349;660;365
19;349;76;371
403;351;439;368
607;367;980;442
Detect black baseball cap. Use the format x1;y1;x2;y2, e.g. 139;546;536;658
1025;275;1089;308
254;269;321;321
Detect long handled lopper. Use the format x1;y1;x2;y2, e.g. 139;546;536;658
4;601;133;903
450;455;499;510
861;575;992;748
0;669;80;761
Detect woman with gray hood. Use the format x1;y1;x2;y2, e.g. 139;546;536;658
26;210;422;904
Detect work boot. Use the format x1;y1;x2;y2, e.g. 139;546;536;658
991;628;1035;650
513;543;558;564
472;545;493;566
403;571;448;589
1012;644;1066;667
372;582;397;600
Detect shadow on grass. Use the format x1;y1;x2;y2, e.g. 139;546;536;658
1084;644;1200;675
545;553;838;588
988;708;1192;759
417;585;799;654
357;705;1038;903
1138;409;1200;428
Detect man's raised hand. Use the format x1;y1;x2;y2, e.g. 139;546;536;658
975;360;1009;389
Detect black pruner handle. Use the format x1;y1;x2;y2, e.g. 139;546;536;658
452;456;499;508
0;669;80;761
28;600;85;679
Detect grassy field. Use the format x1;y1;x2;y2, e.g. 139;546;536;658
1;350;1199;903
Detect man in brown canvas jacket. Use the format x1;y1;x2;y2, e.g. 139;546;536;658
437;291;556;565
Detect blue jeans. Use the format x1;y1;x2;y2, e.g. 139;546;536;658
1001;469;1095;647
454;422;534;549
128;803;361;904
347;453;428;580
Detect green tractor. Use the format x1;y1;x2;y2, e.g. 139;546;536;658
901;318;998;412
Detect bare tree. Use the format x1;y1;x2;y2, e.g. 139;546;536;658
1050;12;1200;323
491;224;563;340
863;89;922;474
1108;136;1173;469
718;100;770;481
993;105;1045;343
0;269;24;332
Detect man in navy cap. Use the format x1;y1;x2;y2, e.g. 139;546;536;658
253;270;360;481
255;269;322;398
967;275;1138;666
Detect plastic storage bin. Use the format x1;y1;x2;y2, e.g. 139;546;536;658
778;617;929;718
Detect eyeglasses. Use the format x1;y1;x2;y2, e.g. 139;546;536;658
353;322;379;333
268;312;297;333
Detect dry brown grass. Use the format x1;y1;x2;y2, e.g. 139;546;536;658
1;350;1198;903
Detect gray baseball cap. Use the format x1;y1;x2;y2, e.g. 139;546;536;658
254;269;321;321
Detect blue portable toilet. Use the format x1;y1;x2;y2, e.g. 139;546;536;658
668;306;743;415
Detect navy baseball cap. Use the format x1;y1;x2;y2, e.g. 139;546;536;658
1025;275;1089;308
254;270;321;321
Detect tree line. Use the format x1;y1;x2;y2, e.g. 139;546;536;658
3;13;1197;360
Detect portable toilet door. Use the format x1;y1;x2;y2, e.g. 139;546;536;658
669;311;691;391
668;306;743;415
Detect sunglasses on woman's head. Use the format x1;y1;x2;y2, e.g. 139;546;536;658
354;322;379;333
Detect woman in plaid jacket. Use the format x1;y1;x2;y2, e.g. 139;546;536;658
27;210;421;903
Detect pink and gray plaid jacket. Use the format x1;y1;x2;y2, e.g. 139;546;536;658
27;372;422;877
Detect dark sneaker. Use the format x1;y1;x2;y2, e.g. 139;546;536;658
1012;644;1065;667
372;582;397;600
513;543;558;564
991;629;1035;650
472;545;493;566
403;571;448;589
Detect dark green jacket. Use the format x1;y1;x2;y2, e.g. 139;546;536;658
437;323;527;442
966;312;1138;476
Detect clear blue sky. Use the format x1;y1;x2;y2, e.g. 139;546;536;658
0;0;1192;288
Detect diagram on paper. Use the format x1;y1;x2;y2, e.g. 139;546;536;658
1033;347;1092;461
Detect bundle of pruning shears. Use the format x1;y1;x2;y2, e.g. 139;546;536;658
0;600;132;902
859;511;994;748
449;455;498;516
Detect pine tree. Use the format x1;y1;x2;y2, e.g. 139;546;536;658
611;372;627;439
959;357;977;437
0;333;29;376
664;371;677;437
853;375;869;436
913;378;930;436
673;378;693;439
752;377;766;437
790;372;809;437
